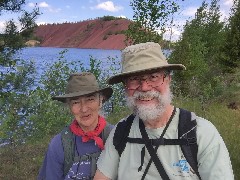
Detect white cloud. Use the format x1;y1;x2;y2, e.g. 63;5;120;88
91;1;123;12
182;7;198;17
117;15;127;19
223;0;233;6
220;0;233;20
48;7;61;13
38;2;50;8
164;26;182;42
28;2;36;7
0;21;5;33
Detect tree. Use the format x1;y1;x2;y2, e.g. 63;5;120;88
0;3;40;66
0;0;25;13
220;0;240;73
0;1;40;146
125;0;181;45
169;0;225;99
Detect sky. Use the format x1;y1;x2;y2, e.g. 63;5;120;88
0;0;234;41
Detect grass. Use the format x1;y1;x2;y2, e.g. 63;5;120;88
0;99;239;179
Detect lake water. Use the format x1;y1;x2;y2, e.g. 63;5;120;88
14;47;171;77
14;47;122;76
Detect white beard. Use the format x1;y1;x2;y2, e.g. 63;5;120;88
126;87;172;122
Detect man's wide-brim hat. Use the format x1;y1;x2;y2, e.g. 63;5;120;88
52;72;113;103
108;42;186;85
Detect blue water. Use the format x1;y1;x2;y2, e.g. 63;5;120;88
14;47;171;76
14;47;122;75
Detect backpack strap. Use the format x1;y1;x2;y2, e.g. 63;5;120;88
101;121;113;144
61;126;75;177
113;114;135;156
61;122;113;177
179;108;201;179
139;119;170;180
126;137;193;145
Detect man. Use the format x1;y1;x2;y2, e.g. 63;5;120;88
38;72;113;180
94;42;234;180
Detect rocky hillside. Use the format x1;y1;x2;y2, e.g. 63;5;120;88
33;18;131;50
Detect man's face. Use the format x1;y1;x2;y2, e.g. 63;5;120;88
69;93;102;132
124;71;172;122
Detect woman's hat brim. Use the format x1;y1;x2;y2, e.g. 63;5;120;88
52;87;113;103
108;64;186;85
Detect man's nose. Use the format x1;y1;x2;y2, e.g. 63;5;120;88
138;79;152;91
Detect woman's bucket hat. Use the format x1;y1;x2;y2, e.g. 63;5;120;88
52;72;113;103
108;42;186;85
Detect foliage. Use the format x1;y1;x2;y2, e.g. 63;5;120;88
0;6;40;66
100;15;119;21
169;0;226;100
220;0;240;73
125;0;181;45
0;0;40;146
0;60;36;146
0;0;25;13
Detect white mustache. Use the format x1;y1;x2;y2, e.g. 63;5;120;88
133;91;160;99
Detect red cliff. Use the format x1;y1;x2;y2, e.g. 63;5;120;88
34;18;131;50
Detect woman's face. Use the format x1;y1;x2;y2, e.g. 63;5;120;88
69;93;102;132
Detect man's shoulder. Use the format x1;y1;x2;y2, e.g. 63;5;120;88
194;115;217;132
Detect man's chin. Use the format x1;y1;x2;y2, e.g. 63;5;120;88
134;104;163;121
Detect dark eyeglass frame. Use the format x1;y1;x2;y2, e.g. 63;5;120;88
124;71;168;90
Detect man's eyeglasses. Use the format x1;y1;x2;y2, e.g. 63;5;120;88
125;72;166;90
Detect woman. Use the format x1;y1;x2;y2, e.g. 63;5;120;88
38;72;113;180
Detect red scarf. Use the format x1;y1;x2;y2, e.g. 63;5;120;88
69;116;106;150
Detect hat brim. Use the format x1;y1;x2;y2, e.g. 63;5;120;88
52;87;113;103
108;64;186;85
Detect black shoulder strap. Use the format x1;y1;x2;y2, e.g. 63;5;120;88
113;114;135;156
139;119;170;180
179;108;201;179
102;121;113;144
61;126;75;177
